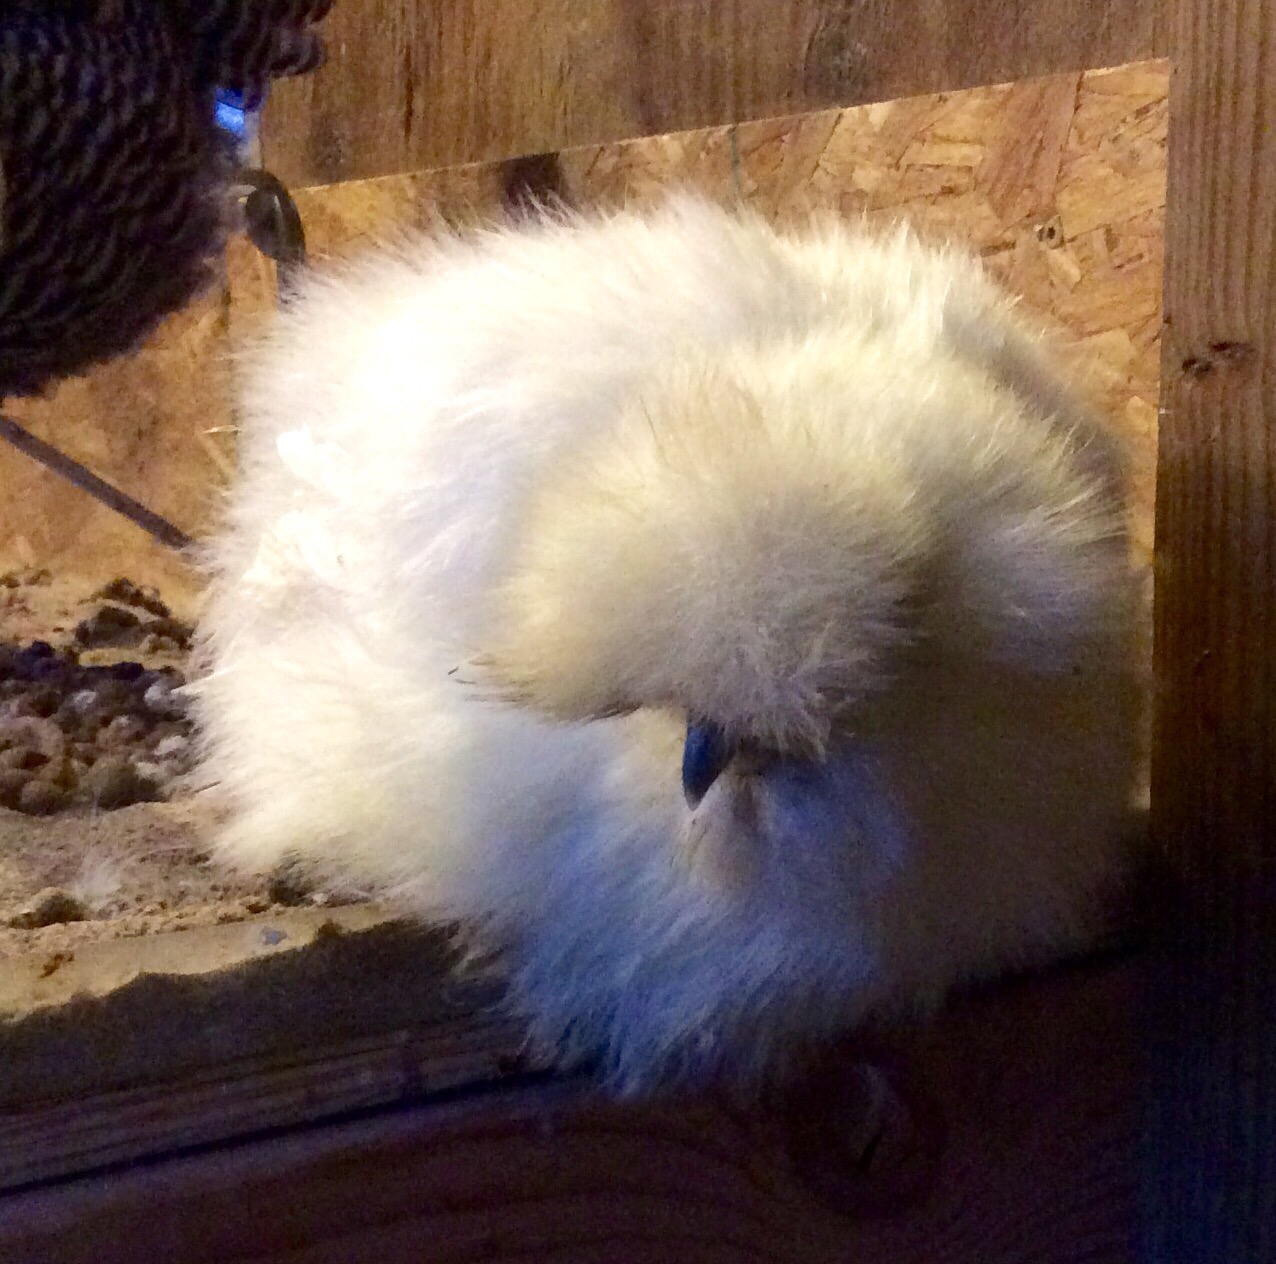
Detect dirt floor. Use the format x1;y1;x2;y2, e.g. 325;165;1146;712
0;568;364;957
0;572;513;1172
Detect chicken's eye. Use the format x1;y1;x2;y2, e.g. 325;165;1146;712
682;720;734;807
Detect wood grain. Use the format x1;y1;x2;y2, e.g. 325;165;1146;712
263;0;1166;187
0;913;534;1191
0;920;507;1110
0;285;230;600
0;958;1135;1264
1143;0;1276;1259
0;1021;533;1192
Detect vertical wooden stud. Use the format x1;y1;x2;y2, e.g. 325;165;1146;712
1145;0;1276;1259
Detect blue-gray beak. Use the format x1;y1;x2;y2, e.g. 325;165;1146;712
682;720;733;807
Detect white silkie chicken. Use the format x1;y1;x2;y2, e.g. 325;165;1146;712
194;195;1145;1092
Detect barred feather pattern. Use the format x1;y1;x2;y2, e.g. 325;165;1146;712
0;7;225;396
0;0;332;397
175;0;333;99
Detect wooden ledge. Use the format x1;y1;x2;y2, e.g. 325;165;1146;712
0;912;528;1189
1;954;1136;1262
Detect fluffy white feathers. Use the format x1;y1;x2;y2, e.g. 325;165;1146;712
194;196;1145;1091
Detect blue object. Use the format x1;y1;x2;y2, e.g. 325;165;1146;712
682;721;734;807
214;87;266;152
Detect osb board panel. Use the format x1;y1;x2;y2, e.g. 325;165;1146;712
224;166;508;345
0;288;237;607
266;60;1167;565
263;0;1166;187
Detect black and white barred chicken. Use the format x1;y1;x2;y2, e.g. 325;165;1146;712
0;0;332;397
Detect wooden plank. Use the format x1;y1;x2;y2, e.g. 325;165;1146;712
0;918;511;1117
0;286;228;599
0;1022;532;1192
263;0;1166;187
0;958;1135;1263
0;910;533;1191
1142;0;1276;1259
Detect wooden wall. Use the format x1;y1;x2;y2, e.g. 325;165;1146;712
0;0;1167;604
1144;0;1276;1257
263;0;1167;186
0;294;233;606
0;57;1167;603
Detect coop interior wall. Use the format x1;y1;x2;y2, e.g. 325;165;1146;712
257;0;1165;185
0;60;1166;598
0;63;1168;1127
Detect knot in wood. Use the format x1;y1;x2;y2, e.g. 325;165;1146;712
780;1045;945;1218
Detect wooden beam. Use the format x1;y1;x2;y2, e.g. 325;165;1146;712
263;0;1166;187
0;959;1134;1263
1144;0;1276;1258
